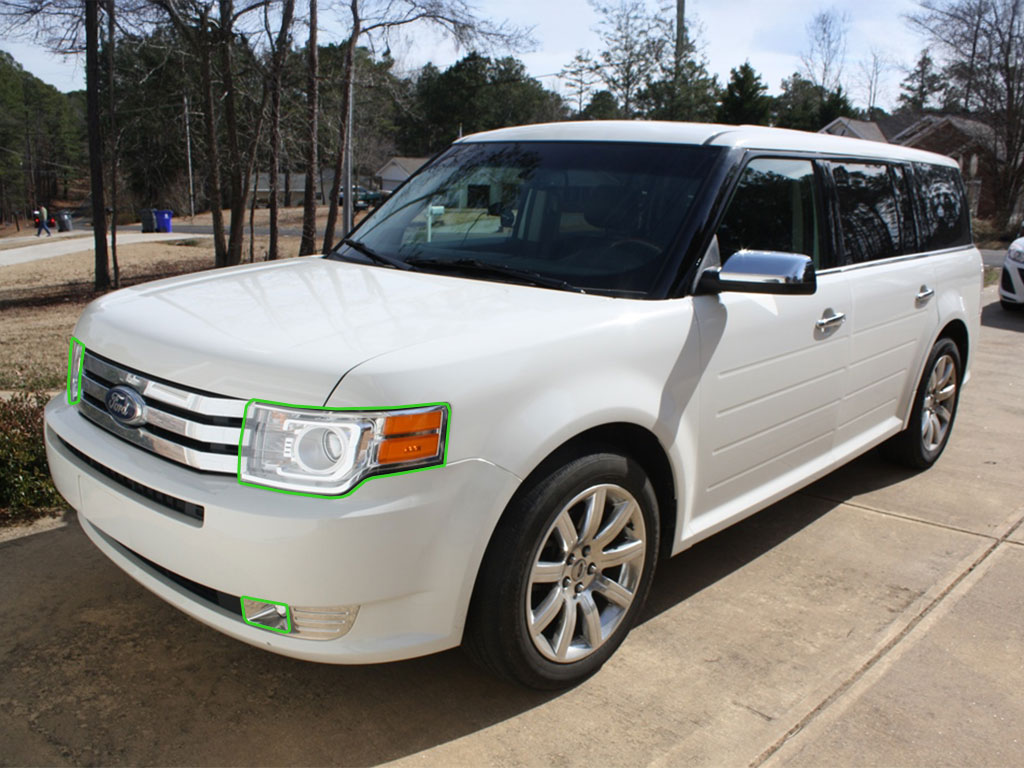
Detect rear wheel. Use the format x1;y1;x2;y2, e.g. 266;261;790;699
881;338;962;469
1001;298;1023;311
465;451;659;689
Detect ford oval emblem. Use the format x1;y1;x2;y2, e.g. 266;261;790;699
105;385;147;427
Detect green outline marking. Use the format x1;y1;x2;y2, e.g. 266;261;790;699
240;596;292;634
236;400;451;499
66;336;85;405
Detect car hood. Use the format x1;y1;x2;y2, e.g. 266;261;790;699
74;257;629;404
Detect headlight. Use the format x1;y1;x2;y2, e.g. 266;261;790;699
238;401;449;496
1007;247;1024;263
67;336;84;404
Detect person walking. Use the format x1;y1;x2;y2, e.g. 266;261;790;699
36;204;52;237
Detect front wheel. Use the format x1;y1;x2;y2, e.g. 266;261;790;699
1001;298;1023;311
465;451;659;689
881;338;962;469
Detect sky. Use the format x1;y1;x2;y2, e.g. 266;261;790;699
0;0;928;112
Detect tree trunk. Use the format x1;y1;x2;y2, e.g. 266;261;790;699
197;12;227;266
218;0;246;267
322;0;360;254
267;0;296;261
86;0;110;291
106;0;120;288
299;0;320;256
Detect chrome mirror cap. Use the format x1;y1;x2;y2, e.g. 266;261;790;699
698;250;817;296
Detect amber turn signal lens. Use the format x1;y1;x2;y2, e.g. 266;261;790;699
383;410;443;436
378;434;441;464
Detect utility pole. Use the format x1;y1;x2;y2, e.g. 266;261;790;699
675;0;686;69
184;94;195;219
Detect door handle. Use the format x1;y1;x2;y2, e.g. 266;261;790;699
815;310;847;331
916;286;935;303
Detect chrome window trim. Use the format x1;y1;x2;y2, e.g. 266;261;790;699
816;244;974;276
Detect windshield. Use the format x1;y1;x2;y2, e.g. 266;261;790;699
331;141;721;297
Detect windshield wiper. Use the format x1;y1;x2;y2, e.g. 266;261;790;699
404;257;586;294
338;238;413;270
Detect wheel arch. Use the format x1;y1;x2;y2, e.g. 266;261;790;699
485;422;679;565
938;317;969;372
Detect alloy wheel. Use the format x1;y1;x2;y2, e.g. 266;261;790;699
525;483;647;663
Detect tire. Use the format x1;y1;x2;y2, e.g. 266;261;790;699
1001;298;1023;311
880;338;962;470
465;450;659;689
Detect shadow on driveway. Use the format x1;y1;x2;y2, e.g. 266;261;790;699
982;299;1024;331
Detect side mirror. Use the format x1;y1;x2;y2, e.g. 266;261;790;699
697;250;817;296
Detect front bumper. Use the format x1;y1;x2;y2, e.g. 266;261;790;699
45;396;520;663
1000;261;1024;304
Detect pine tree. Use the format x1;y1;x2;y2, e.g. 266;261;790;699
897;50;942;113
717;62;771;125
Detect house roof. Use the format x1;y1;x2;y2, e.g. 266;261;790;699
820;118;888;143
376;157;429;177
891;114;995;147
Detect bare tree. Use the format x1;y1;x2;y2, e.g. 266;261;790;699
106;0;121;288
322;0;360;254
559;49;599;114
0;0;114;289
86;0;111;290
588;0;659;118
856;47;889;117
154;0;273;266
264;0;295;260
802;7;849;98
319;0;533;253
909;0;1024;226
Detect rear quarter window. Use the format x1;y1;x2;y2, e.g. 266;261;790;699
832;162;904;264
913;163;972;250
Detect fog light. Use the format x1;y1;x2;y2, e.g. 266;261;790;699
241;596;291;634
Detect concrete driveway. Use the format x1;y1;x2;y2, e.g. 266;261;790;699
1;288;1022;767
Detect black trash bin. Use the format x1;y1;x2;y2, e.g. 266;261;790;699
139;208;157;233
56;211;73;232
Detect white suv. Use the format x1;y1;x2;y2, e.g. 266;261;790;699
46;122;982;688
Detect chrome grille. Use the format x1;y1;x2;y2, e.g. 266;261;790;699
291;605;360;640
78;351;244;473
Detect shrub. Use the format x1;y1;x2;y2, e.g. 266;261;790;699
0;392;63;524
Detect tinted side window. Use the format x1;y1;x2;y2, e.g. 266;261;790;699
914;162;971;250
832;162;902;263
715;158;822;267
890;165;918;253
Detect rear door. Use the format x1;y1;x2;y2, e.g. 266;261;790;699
828;160;939;454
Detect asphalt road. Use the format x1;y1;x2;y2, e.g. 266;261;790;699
1;287;1022;767
980;248;1007;267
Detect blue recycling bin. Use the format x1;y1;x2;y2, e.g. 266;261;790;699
155;209;173;233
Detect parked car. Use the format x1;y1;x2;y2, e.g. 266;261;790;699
999;235;1024;310
339;185;384;211
46;121;982;689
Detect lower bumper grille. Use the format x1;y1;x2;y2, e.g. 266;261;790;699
61;437;205;523
89;521;359;642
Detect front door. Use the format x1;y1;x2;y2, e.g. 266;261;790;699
688;157;851;539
